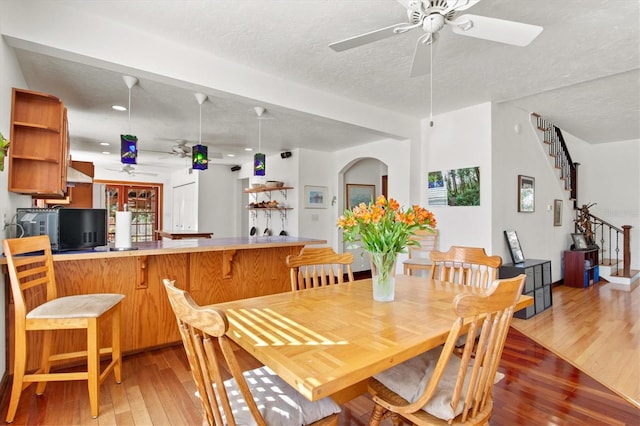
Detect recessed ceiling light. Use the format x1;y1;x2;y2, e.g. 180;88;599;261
227;154;235;157
112;105;127;111
99;142;110;146
102;151;111;155
244;147;253;151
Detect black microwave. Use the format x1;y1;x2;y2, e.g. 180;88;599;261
16;208;108;252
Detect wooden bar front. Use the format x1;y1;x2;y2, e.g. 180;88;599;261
2;236;325;372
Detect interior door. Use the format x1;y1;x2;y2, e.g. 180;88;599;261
173;182;197;231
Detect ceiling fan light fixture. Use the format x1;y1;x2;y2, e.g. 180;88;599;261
422;13;445;32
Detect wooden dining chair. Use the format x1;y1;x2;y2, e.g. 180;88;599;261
368;274;526;426
3;235;124;423
286;247;354;291
403;229;438;276
430;246;502;289
162;279;341;426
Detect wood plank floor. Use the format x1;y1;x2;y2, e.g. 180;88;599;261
511;280;640;408
2;282;639;425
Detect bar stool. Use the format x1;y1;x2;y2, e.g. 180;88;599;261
3;235;125;423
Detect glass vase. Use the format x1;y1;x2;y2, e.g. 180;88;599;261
369;251;397;302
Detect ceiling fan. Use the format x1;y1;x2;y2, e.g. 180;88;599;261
106;164;158;176
145;139;224;160
329;0;543;77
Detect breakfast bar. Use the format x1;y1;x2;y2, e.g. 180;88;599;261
2;236;325;371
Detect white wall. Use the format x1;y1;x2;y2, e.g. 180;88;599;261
491;104;576;281
0;10;33;382
333;138;412;273
422;103;493;253
297;149;335;242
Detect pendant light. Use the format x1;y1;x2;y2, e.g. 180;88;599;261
253;106;266;176
192;93;208;171
120;75;138;164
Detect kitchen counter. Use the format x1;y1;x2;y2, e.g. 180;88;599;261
3;236;326;372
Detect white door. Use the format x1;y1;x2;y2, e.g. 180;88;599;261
173;183;197;231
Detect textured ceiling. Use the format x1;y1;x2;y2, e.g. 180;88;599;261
6;0;640;175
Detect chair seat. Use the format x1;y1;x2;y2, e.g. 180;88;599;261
372;347;504;422
27;294;125;319
223;366;341;425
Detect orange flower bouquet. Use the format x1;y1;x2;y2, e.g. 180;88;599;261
337;195;436;301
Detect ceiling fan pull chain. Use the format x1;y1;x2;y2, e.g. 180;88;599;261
429;37;434;127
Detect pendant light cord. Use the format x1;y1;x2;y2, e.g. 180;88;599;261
128;86;132;134
199;102;203;144
258;117;262;152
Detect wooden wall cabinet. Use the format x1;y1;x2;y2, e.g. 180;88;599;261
563;249;599;288
8;88;69;197
499;259;552;319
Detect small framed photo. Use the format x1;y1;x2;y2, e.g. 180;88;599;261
346;184;375;210
571;233;588;250
504;229;525;264
554;199;563;226
518;175;535;212
304;185;328;209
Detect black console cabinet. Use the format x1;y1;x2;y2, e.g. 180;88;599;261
499;259;552;319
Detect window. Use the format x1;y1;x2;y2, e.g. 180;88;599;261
103;182;163;242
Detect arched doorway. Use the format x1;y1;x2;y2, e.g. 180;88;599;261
339;157;388;273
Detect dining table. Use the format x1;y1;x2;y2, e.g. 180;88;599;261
211;274;533;404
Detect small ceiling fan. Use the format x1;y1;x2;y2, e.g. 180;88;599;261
106;164;158;176
145;139;223;160
329;0;543;77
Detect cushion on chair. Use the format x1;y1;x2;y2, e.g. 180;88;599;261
222;366;341;425
27;294;125;319
373;347;504;421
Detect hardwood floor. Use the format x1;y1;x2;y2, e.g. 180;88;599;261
2;282;639;425
511;280;640;408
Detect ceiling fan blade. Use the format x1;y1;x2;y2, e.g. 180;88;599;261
450;14;543;47
329;23;409;52
410;33;439;77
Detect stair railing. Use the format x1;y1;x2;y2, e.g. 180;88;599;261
532;113;579;208
576;210;632;277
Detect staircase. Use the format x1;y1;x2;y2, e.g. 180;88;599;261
531;113;638;289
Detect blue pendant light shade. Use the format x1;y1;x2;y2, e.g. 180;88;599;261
253;106;266;176
192;144;208;170
120;134;137;164
193;93;208;171
121;76;138;164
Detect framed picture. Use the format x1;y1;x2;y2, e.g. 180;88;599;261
304;185;328;209
554;199;563;226
346;184;375;210
518;175;535;212
504;230;525;264
571;233;588;250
